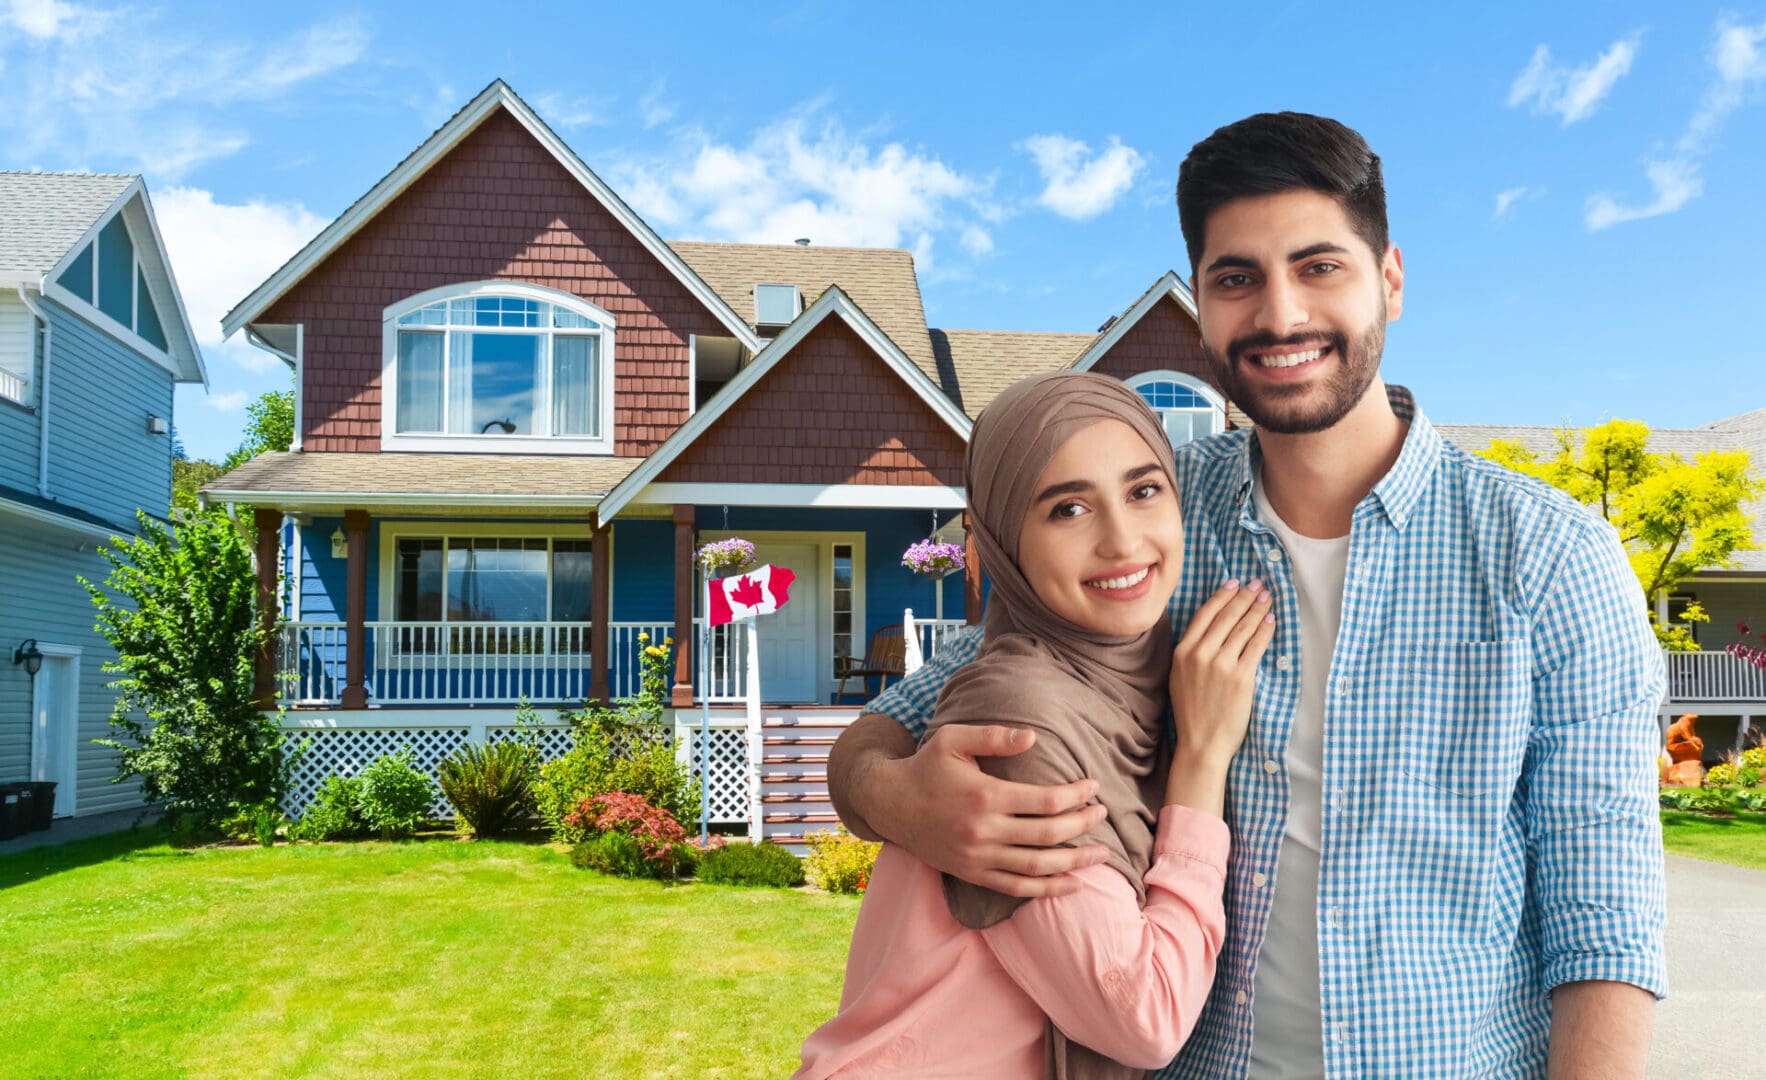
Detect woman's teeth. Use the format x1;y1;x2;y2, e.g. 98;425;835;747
1256;347;1324;368
1087;567;1150;590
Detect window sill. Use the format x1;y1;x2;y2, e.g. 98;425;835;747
380;433;615;455
0;393;37;415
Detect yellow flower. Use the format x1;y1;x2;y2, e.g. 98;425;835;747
644;646;665;659
637;632;650;642
663;636;673;645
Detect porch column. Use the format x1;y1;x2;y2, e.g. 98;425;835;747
340;509;371;710
588;519;612;704
963;511;982;625
671;504;697;708
252;508;283;706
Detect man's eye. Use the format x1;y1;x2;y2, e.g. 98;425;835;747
1305;261;1341;275
1216;273;1252;289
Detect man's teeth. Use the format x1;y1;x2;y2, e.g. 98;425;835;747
1087;567;1150;590
1255;347;1324;368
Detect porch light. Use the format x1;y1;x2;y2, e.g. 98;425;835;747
12;639;43;678
331;527;347;559
145;415;169;435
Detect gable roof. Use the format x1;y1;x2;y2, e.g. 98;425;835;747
0;172;205;385
671;241;935;373
928;328;1096;419
1067;270;1199;373
220;81;760;354
596;284;973;522
201;451;645;512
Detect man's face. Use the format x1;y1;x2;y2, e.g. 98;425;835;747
1192;189;1403;435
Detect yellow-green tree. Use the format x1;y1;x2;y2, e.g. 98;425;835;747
1479;419;1761;649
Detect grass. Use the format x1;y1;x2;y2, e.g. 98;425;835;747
0;827;860;1078
1660;810;1766;871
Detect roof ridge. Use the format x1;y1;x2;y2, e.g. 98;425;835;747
932;327;1095;336
0;169;138;179
667;239;914;256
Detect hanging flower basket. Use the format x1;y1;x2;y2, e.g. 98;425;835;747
902;539;964;579
696;537;757;574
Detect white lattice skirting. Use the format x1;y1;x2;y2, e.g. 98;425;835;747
278;717;750;825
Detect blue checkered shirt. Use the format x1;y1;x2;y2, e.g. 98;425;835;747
868;386;1667;1078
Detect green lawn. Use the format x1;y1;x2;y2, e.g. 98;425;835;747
0;828;860;1078
1660;810;1766;871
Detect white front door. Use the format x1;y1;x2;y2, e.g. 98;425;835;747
749;543;819;703
31;646;80;817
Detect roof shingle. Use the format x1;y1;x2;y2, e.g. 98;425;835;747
0;172;134;282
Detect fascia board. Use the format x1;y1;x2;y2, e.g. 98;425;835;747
1069;271;1200;373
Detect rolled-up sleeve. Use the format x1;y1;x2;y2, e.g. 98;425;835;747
867;626;984;740
1526;519;1668;998
980;806;1231;1069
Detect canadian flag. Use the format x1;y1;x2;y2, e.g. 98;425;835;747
706;564;797;626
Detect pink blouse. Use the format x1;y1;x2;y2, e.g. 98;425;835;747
796;805;1230;1078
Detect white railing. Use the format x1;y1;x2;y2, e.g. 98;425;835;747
903;609;970;676
0;368;27;403
1664;650;1766;703
694;618;750;703
279;621;346;705
608;622;674;701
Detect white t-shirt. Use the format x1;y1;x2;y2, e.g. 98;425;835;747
1246;477;1349;1080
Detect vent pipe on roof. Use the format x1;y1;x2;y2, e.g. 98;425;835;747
794;238;810;247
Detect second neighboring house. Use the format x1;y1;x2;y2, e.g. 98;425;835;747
0;171;206;820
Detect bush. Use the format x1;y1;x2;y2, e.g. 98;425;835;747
291;775;371;841
437;739;537;838
566;791;690;879
803;826;881;895
357;751;435;839
571;832;674;880
1661;787;1727;812
1742;746;1766;771
219;799;289;847
1705;762;1738;787
533;686;700;843
698;841;806;888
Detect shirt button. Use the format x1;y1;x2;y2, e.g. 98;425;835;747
1252;872;1269;888
1275;655;1293;672
1335;678;1351;696
1264;548;1284;564
1236;990;1249;1006
1262;758;1280;775
1335;1023;1347;1043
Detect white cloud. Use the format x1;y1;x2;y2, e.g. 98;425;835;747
1507;33;1642;125
1493;186;1531;220
1585;158;1703;230
532;91;605;131
203;390;250;412
151;187;330;348
2;0;106;40
1019;134;1145;220
960;225;994;256
640;82;675;129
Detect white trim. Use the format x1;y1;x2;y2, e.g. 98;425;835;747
0;494;133;542
30;642;81;818
289;519;303;622
376;520;603;625
1068;270;1201;373
221;80;762;356
686;333;698;416
380;281;617;455
42;280;181;378
637;482;964;510
202;489;608;511
597;286;974;522
1125;369;1228;444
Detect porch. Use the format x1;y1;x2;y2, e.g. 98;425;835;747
1660;649;1766;761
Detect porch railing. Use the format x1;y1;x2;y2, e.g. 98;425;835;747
1663;650;1766;704
0;368;27;403
695;618;750;703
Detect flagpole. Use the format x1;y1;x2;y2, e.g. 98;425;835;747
698;567;712;847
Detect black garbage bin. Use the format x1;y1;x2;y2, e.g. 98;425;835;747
25;782;56;831
0;788;20;842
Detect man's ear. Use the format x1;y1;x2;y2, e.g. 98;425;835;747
1382;244;1405;323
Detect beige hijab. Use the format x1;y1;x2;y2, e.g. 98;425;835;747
921;371;1179;1080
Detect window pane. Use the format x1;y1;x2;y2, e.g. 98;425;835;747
135;268;167;349
397;332;444;432
553;308;598;329
552;540;593;622
395;538;443;620
398;302;446;326
59;244;93;302
832;545;854;675
448;537;547;621
552;335;597;436
97;216;135;326
466;332;538;435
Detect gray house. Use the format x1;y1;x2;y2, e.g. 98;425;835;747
0;172;205;819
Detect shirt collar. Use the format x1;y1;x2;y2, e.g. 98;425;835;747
1231;384;1442;534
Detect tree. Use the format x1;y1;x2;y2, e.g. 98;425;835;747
84;511;292;828
222;388;295;472
1479;419;1761;648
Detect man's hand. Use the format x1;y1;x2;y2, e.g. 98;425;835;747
1548;980;1654;1080
828;713;1110;898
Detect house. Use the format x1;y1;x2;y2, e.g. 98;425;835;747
0;172;207;820
1436;411;1766;760
199;82;1239;840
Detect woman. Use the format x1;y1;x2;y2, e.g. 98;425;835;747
797;372;1274;1078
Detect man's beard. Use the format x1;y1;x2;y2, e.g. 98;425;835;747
1202;308;1385;436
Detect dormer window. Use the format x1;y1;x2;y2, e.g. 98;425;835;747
754;283;801;328
381;283;616;454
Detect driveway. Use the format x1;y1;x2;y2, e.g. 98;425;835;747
1649;853;1765;1079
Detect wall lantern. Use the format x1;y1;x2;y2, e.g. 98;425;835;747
331;527;348;559
146;415;169;435
12;639;44;678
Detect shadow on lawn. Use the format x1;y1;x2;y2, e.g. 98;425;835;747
0;821;179;892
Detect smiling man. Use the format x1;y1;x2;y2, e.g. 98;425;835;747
828;113;1667;1079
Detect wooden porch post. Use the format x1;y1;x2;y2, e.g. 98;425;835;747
963;511;982;625
252;508;283;706
588;518;612;704
340;509;371;710
670;504;696;708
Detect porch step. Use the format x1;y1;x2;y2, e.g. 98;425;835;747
763;753;827;766
764;811;841;825
762;793;830;804
765;736;837;746
762;772;827;784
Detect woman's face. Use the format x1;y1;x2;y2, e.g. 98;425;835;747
1015;419;1182;636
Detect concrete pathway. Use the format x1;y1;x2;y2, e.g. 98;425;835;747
1649;853;1765;1079
0;806;157;856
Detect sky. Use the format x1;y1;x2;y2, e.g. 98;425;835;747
2;0;1763;462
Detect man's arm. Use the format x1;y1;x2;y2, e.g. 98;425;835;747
1547;980;1654;1080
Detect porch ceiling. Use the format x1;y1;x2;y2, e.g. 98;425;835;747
201;450;646;513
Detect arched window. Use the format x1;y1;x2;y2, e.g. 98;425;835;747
1126;371;1226;447
381;282;616;453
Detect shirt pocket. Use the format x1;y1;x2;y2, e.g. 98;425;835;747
1401;639;1531;798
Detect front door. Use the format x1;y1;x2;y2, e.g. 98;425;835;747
32;647;80;817
749;542;819;703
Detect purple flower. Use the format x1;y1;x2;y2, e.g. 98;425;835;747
902;540;964;577
696;537;756;572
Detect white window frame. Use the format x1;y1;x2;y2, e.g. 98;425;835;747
753;283;802;327
380;281;617;454
1125;370;1227;447
376;520;607;624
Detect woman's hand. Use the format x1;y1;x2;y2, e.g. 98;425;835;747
1166;580;1275;812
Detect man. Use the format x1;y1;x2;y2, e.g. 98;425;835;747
829;112;1666;1079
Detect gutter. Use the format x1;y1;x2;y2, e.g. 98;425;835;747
15;282;52;497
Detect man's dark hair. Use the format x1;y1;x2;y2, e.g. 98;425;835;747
1177;112;1388;275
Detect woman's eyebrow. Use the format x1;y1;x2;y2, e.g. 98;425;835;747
1034;478;1095;504
1123;462;1162;482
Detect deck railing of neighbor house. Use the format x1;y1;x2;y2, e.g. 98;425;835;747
0;369;26;403
1663;650;1766;703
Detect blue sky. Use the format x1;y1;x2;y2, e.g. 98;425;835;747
3;0;1763;462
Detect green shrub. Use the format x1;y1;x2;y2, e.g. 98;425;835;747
533;722;699;843
1742;746;1766;771
291;775;371;841
219;799;288;847
1705;762;1737;787
357;751;434;839
698;841;806;888
571;832;672;880
437;739;537;838
803;826;881;895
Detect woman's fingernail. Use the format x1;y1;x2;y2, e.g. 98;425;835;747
1247;578;1263;591
1258;590;1271;603
1224;578;1240;590
1265;613;1276;623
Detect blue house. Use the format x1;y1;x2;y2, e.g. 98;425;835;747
0;172;207;820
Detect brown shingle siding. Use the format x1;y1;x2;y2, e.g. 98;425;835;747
1087;296;1218;390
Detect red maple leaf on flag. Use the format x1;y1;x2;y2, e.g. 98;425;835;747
728;574;765;609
